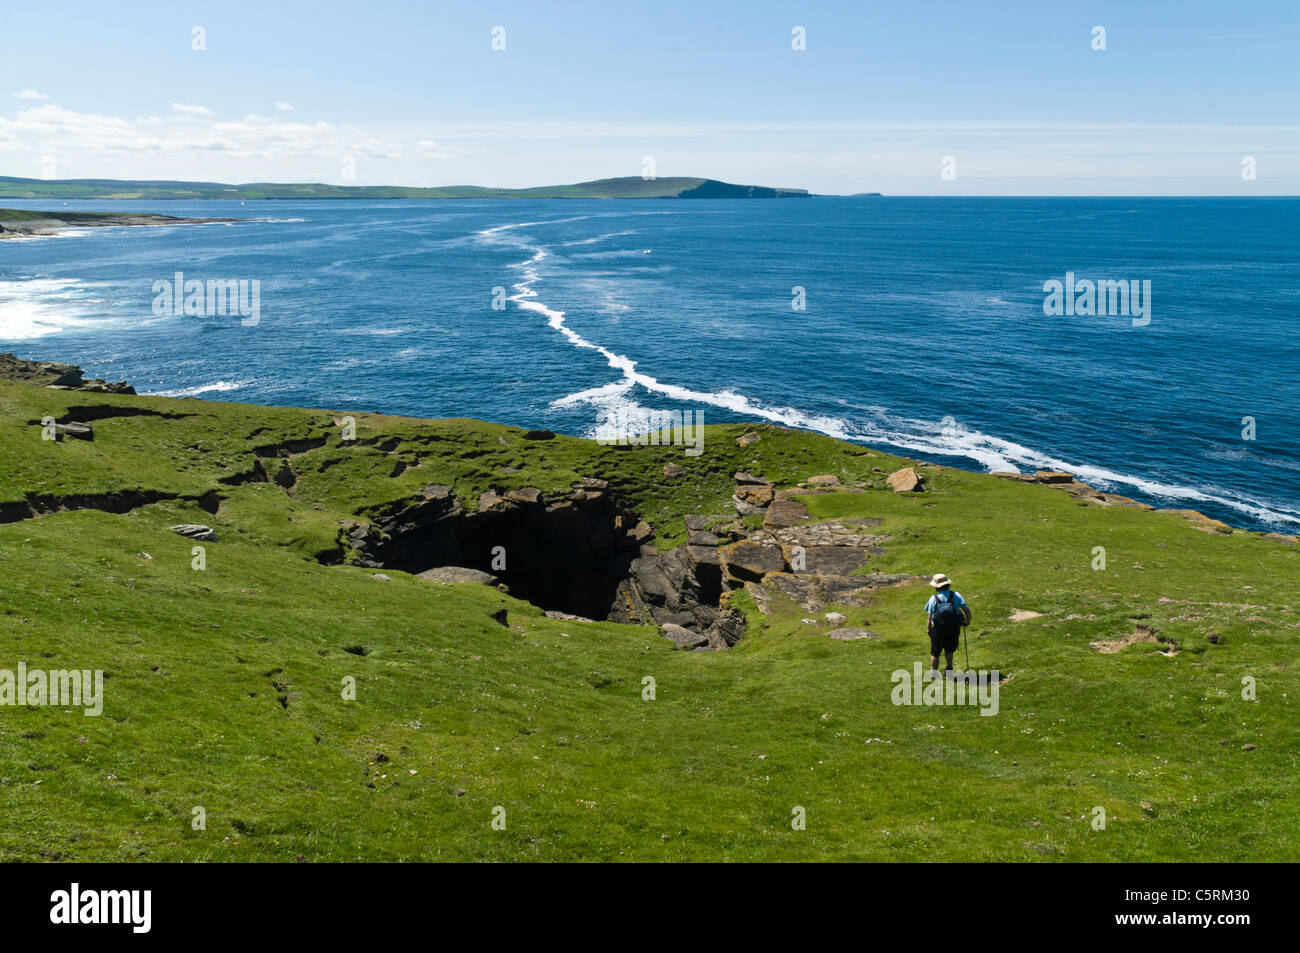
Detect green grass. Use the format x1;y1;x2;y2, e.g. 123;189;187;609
0;379;1295;860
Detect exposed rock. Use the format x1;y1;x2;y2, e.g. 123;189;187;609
1090;624;1178;656
504;487;543;505
661;623;709;649
611;545;724;633
732;495;765;516
824;611;847;624
1158;509;1232;534
371;573;392;581
171;524;216;542
807;474;840;487
750;570;916;616
886;467;924;492
1010;609;1044;621
827;628;880;641
688;530;720;547
1263;533;1297;545
736;431;761;447
0;352;135;394
416;566;499;585
787;544;871;576
477;490;504;511
545;609;596;622
764;498;810;529
992;471;1038;483
1035;471;1076;484
734;471;771;486
702;608;746;649
772;518;884;548
718;540;787;584
1095;493;1152;510
662;463;685;481
51;422;94;441
735;483;775;507
691;543;722;564
1058;481;1102;500
344;480;633;620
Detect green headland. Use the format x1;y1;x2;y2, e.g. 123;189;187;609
0;354;1294;861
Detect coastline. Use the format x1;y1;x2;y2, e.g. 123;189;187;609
1;348;1296;862
0;209;240;240
3;350;1294;546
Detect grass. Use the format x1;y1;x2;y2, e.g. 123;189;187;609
0;377;1295;861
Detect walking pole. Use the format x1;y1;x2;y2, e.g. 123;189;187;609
962;623;969;673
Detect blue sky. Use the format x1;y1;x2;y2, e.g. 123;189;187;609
2;0;1297;193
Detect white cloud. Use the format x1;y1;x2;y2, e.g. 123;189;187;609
12;88;48;100
275;102;294;111
0;102;407;167
416;139;455;158
1;104;1296;193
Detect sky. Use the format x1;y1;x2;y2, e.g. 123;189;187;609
1;0;1297;195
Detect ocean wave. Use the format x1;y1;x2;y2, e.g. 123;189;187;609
150;379;252;397
0;277;98;339
479;217;1300;532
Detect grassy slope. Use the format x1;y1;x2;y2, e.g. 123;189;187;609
0;176;809;201
0;379;1295;861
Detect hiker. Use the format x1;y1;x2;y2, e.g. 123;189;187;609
924;573;971;680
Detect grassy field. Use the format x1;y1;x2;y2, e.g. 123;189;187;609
0;376;1295;861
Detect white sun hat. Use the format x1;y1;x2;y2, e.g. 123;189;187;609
929;573;952;589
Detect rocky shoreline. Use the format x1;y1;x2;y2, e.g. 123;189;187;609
0;352;135;394
6;353;1295;652
0;209;239;239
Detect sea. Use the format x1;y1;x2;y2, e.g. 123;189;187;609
1;196;1296;531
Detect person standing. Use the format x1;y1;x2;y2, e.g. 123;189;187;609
924;573;971;679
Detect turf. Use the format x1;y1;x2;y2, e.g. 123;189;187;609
0;378;1295;861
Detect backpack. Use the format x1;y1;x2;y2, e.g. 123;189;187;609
930;590;964;634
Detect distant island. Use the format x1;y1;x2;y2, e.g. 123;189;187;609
0;175;811;201
0;207;237;238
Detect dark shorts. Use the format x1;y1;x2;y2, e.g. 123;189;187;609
929;625;960;655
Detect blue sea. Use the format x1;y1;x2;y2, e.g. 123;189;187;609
2;197;1297;531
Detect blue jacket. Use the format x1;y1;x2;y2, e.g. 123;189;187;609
924;589;968;616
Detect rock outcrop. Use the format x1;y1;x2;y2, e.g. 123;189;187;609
333;462;916;651
0;352;135;395
342;478;639;622
416;566;499;585
886;467;924;492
